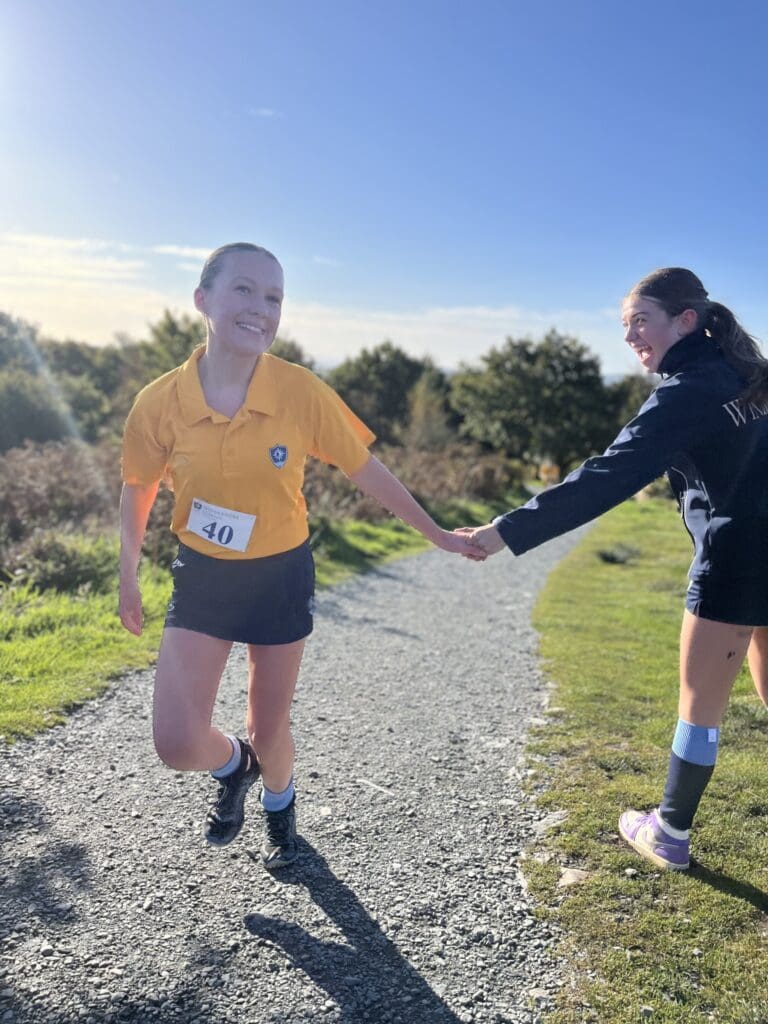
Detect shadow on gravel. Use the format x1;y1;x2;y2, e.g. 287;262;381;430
691;863;768;912
352;617;422;640
245;840;463;1023
0;796;92;932
317;599;422;640
0;796;97;1024
6;946;240;1024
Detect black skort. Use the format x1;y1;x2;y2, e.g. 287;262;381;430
165;541;315;645
686;574;768;627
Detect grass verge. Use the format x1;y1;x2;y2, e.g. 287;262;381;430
527;498;768;1024
0;498;500;740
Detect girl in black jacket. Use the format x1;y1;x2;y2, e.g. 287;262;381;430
461;268;768;870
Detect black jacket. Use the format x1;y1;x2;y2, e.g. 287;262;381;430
495;329;768;582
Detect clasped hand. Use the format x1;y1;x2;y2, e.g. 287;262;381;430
434;523;506;561
453;523;507;559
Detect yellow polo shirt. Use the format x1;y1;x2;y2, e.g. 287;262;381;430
121;347;375;558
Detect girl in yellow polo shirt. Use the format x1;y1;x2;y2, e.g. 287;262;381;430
119;242;482;869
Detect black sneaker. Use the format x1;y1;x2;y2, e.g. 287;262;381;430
260;796;299;870
204;739;260;847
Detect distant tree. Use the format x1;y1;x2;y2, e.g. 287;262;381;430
40;338;102;379
138;311;205;380
607;372;656;428
397;371;454;449
326;341;437;444
0;313;45;374
34;333;143;439
450;330;612;469
0;370;72;452
58;373;111;443
270;337;315;370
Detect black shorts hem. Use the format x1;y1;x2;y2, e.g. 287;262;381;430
165;540;316;645
163;620;314;646
685;576;768;627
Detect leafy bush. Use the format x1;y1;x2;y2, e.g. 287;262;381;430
0;370;74;453
0;440;120;552
303;443;524;524
4;530;119;593
142;486;178;567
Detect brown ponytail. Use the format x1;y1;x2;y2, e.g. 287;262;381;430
704;301;768;404
631;267;768;404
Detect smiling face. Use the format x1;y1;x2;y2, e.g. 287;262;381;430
194;249;284;357
621;294;696;374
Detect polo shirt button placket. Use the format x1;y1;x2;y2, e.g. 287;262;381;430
221;420;240;478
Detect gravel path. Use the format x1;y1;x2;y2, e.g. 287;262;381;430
0;531;584;1024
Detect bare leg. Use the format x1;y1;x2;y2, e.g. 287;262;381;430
620;613;754;866
678;611;753;725
246;639;306;792
153;627;234;771
747;626;768;707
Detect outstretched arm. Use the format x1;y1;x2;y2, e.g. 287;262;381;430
458;374;725;558
348;455;485;559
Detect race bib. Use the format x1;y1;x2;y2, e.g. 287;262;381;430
186;498;256;552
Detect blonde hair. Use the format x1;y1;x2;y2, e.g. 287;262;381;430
198;243;280;291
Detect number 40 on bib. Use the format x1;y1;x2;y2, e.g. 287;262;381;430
187;499;256;552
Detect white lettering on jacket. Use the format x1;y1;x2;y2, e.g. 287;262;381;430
722;398;768;427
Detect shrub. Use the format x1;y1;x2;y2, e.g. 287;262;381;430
302;443;524;524
142;486;178;567
0;370;73;452
4;529;119;593
0;440;120;551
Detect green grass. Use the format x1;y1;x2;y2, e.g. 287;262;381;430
310;517;429;587
0;498;500;740
528;498;768;1024
0;569;172;739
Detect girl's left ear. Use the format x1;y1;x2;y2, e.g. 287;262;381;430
193;287;206;314
678;307;699;333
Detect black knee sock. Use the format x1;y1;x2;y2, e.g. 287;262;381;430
659;751;715;832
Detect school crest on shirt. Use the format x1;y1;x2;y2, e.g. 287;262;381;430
269;445;288;468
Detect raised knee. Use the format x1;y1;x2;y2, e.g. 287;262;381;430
153;729;201;770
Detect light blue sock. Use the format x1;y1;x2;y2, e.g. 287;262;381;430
261;778;295;812
211;735;240;778
671;719;720;767
659;718;720;832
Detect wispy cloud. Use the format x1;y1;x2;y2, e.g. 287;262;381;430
1;233;137;254
0;233;187;343
0;234;145;284
313;256;343;268
152;244;211;260
0;232;639;372
247;107;283;118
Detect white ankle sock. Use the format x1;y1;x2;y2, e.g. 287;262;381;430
656;808;689;840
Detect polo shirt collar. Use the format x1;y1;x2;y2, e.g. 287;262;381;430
244;352;278;416
176;347;278;424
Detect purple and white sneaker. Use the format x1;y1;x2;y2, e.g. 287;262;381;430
618;808;690;871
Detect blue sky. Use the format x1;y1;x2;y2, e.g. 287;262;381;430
2;0;767;375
